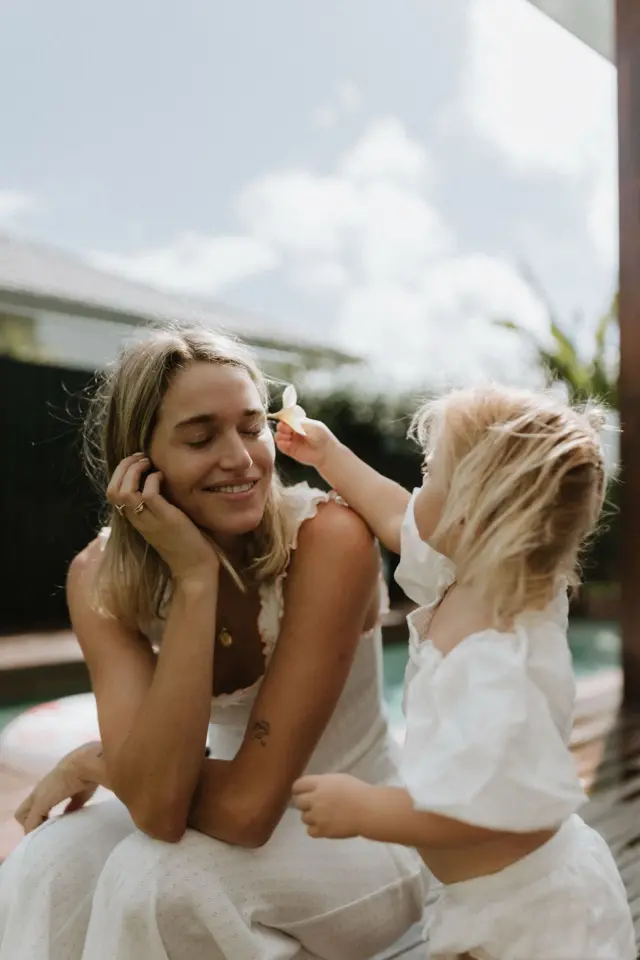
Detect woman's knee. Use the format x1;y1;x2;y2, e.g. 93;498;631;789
1;800;134;895
92;826;247;923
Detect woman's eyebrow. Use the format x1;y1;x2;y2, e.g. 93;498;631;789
174;409;263;430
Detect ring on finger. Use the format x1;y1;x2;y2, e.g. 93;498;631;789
133;502;146;515
115;503;126;516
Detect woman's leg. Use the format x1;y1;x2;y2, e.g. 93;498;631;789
81;807;426;960
0;800;135;960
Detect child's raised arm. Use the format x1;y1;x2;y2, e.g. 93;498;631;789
275;421;409;554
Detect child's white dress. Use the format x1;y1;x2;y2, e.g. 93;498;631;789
394;489;636;960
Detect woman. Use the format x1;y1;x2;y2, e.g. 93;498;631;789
0;324;425;960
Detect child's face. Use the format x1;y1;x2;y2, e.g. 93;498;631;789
413;450;450;554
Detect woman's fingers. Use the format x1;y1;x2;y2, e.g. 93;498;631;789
14;794;31;827
64;784;97;814
115;457;150;502
24;808;48;834
107;455;165;522
106;453;146;503
141;469;162;497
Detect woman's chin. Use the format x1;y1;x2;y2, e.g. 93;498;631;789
197;502;266;541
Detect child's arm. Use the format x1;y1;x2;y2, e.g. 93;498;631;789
293;774;499;848
275;421;409;554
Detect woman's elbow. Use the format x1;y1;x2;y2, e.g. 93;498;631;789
130;803;189;843
231;808;278;848
197;797;282;848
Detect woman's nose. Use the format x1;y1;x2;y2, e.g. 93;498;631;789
218;432;253;472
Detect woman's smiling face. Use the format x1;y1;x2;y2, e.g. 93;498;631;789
149;361;275;542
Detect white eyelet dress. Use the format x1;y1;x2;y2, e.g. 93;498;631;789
0;484;426;960
394;490;636;960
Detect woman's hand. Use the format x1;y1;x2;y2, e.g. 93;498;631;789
274;421;339;473
292;773;373;839
107;453;220;583
14;742;105;834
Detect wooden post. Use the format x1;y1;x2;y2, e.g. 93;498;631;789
617;0;640;703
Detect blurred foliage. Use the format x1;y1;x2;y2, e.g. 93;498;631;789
496;286;620;589
0;312;43;363
494;289;619;407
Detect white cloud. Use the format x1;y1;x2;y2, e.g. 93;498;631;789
312;80;364;129
238;172;360;258
335;255;549;387
237;118;548;386
238;120;453;293
461;0;618;271
91;232;278;296
339;118;432;188
86;116;552;387
0;189;40;224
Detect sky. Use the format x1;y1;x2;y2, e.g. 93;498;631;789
0;0;618;388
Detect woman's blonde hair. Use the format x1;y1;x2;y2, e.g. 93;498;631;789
83;322;289;631
410;384;607;625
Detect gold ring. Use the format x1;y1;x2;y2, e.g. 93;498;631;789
133;502;146;515
115;504;126;516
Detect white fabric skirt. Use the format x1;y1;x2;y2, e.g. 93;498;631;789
426;814;635;960
0;799;425;960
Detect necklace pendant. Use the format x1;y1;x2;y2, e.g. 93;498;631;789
218;628;233;648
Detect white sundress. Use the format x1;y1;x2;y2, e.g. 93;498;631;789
0;484;426;960
393;489;636;960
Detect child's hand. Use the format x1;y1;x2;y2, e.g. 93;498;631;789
292;773;372;838
275;420;338;472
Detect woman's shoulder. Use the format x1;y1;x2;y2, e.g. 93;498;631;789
280;482;372;552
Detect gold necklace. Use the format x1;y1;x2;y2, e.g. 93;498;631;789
218;627;233;648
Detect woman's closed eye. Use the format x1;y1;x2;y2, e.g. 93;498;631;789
186;436;212;449
186;422;265;448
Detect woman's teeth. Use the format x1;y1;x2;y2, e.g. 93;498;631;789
208;482;256;493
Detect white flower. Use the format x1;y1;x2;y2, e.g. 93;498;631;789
269;384;307;435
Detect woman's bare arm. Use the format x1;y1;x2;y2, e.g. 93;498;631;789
188;501;380;846
68;537;218;841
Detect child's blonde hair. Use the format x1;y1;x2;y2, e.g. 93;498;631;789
410;384;606;625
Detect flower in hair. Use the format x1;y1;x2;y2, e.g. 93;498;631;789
269;384;307;435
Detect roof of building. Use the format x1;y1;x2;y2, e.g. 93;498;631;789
526;0;613;62
0;232;356;364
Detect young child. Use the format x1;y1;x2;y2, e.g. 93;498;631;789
275;384;635;960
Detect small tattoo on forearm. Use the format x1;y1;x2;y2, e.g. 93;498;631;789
251;719;270;747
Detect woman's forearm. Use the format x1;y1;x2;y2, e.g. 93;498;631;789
318;442;410;554
109;575;218;839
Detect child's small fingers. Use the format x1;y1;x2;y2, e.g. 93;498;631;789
275;423;294;441
292;776;317;795
293;794;313;811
